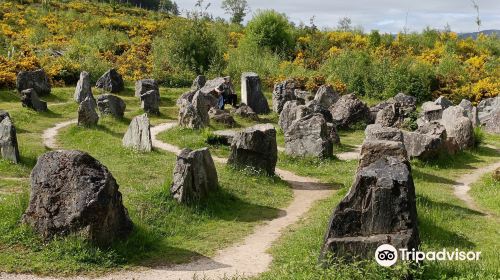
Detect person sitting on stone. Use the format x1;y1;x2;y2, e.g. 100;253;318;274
216;77;238;110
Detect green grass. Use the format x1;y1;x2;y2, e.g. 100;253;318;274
470;174;500;216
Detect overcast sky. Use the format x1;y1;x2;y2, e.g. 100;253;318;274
176;0;500;33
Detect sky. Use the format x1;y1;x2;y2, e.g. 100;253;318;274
175;0;500;33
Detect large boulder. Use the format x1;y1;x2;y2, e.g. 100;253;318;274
393;92;417;110
0;111;20;163
294;89;314;102
140;89;160;115
482;109;500;134
320;156;419;261
192;91;210;127
365;124;403;142
199;76;233;108
278;100;308;133
435;96;453;109
314;85;339;109
16;69;51;96
305;100;333;123
208;108;235;126
329;94;369;129
418;101;444;126
477;96;500;123
170;148;219;204
375;102;404;128
77;96;99;127
228;124;277;175
272;79;297;113
20;89;48;112
178;99;205;129
212;130;236;146
403;122;447;159
359;125;407;170
368;101;392;124
122;114;152;152
440;106;474;153
96;94;126;118
369;93;416;124
459;99;479;127
232;104;259;121
241;72;270;114
284;114;333;158
96;69;124;93
191;75;206;91
74;71;93;104
135;79;159;98
22;150;132;245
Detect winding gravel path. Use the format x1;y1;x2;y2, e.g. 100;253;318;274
42;119;77;149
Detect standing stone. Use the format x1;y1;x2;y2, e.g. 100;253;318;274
320;156;419;261
74;71;93;103
393;92;417;111
122;114;152;152
477;96;500;124
178;99;205;129
22;150;132;245
16;69;51;96
0;111;20;163
192;91;210;126
305;100;333;123
135;79;159;98
170;148;219;204
314;85;339;109
440;106;474;153
375;102;404;128
285;114;333;158
208;108;235;126
228;124;277;175
418;101;444;125
329;94;369;129
96;69;124;93
458;99;478;127
359;124;407;170
482;109;500;134
191;75;206;91
327;123;341;145
241;72;270;114
368;101;392;124
403;122;447;159
20;89;48;112
140;90;160;115
77;97;99;127
232;104;259;121
272;79;297;113
96;94;126;118
278;100;309;133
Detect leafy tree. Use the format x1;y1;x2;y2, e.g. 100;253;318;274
245;10;293;55
337;17;352;32
221;0;249;25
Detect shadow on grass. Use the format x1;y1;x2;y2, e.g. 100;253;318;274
412;169;458;185
412;145;499;171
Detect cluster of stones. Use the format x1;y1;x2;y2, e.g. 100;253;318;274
477;95;500;134
16;69;50;112
135;79;160;115
275;81;344;158
320;124;420;261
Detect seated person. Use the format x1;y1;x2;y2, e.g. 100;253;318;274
215;77;238;110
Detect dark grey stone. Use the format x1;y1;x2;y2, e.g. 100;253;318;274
0;111;20;164
208;108;235;126
16;69;51;96
96;69;124;93
314;85;339;109
329;94;369;129
20;89;47;112
74;71;93;104
140;90;160;115
77;96;99;127
284;114;333;158
135;79;159;98
96;94;126;118
241;72;270;114
122;114;152;152
272;79;297;113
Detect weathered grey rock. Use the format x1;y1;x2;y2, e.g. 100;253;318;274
192;91;210;126
435;96;453;109
305;100;333;123
191;75;206;91
232;105;259;121
77;97;99;127
403;122;447;159
359;125;407;170
171;148;218;204
369;101;392;124
369;93;416;124
365;124;403;142
96;94;126;118
440;106;474;153
478;96;500;123
199;77;233;109
208;108;235;126
140;90;160;115
74;71;93;103
320;156;419;261
135;79;159;98
241;72;270;114
459;99;479;127
278;100;309;133
393;92;417;110
122;114;152;152
314;85;340;109
294;89;314;102
375;102;404;128
178;99;205;129
213;130;236;145
419;101;444;124
329;94;369;129
20;89;47;112
228;124;277;175
285;114;333;158
482;109;500;134
22;150;132;245
96;69;124;93
272;79;297;113
327;123;341;145
16;69;51;96
0;111;20;163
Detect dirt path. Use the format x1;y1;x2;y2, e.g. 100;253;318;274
42;119;77;149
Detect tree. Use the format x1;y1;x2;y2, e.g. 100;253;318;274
337;17;351;32
245;10;293;55
221;0;249;25
159;0;179;15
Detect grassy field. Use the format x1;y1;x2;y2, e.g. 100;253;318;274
470;173;500;216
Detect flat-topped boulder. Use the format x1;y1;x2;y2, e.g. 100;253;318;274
96;69;124;93
232;104;259;121
74;71;93;103
359;125;407;170
365;124;403;142
403;122;447;159
122;114;152;152
208;108;235;126
440;106;474;153
16;69;51;96
320;156;419;261
314;85;339;109
178;99;205;129
330;94;369;129
0;111;20;163
199;77;233;109
213;130;236;146
285;114;333;158
22;150;132;245
477;96;500;134
272;79;297;113
96;94;126;118
171;148;219;204
482;109;500;134
135;79;159;98
20;89;48;112
140;89;160;115
228;124;277;175
77;96;99;127
241;72;270;114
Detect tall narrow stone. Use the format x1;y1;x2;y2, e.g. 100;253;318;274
241;72;270;114
0;111;20;163
74;71;93;103
122;114;152;152
77;96;99;127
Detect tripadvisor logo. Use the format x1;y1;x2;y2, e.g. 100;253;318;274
375;244;482;267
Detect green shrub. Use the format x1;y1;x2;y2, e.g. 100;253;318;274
244;10;294;56
473;126;485;148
